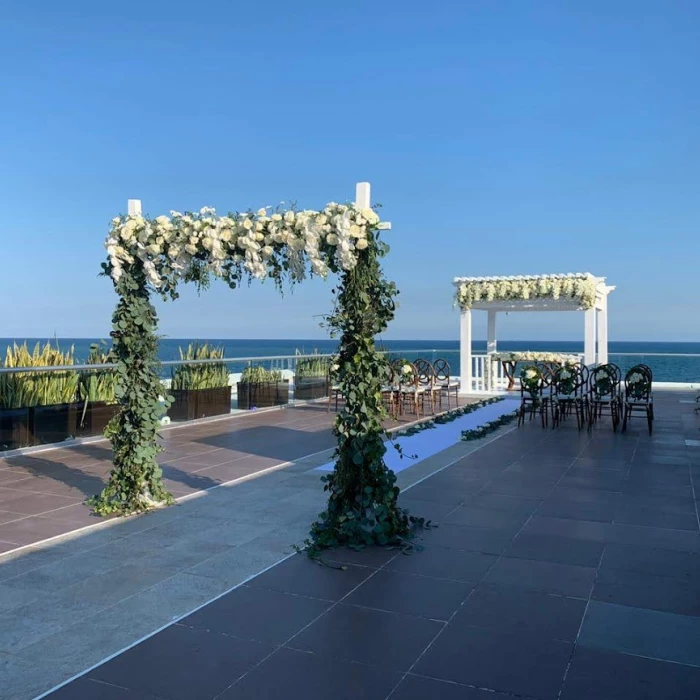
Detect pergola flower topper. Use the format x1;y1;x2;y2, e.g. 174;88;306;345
454;273;599;311
104;203;380;293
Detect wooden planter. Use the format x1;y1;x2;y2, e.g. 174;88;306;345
168;386;232;421
32;403;80;446
75;401;121;438
0;408;32;451
237;381;289;410
295;377;329;401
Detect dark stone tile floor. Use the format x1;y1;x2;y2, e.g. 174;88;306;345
44;392;700;699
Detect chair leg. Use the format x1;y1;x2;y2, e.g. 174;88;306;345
647;406;653;435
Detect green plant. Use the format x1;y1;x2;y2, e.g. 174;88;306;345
171;343;229;391
0;342;78;409
306;228;425;553
78;342;118;404
240;365;283;383
88;266;173;515
296;354;330;379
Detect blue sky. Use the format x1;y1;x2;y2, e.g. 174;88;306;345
0;0;698;342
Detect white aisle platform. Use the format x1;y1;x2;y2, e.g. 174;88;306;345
315;399;520;475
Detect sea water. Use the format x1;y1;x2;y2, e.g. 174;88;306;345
1;338;699;383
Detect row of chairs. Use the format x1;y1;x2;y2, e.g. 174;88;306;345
328;359;460;417
518;362;654;434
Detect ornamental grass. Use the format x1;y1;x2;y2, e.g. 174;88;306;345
0;341;78;409
171;343;230;391
240;365;283;383
295;353;330;379
78;343;118;404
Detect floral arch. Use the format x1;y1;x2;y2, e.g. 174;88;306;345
93;183;418;550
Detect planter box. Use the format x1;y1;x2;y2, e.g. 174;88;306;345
295;377;329;401
237;381;290;410
168;386;232;421
75;401;120;438
32;403;80;446
0;408;32;451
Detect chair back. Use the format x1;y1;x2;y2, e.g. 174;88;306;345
572;362;590;387
395;360;417;388
414;359;434;388
552;364;582;398
625;365;652;401
519;364;544;400
433;358;450;383
590;364;619;399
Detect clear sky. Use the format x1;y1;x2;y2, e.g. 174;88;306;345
0;0;698;342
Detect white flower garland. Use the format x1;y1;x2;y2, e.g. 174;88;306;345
491;351;580;364
455;274;598;310
105;203;380;290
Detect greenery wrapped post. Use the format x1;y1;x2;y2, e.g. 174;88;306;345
89;267;171;514
308;233;419;550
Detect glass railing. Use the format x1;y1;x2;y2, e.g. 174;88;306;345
0;349;457;451
1;349;698;452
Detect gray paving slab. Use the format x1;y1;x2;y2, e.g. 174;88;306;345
579;600;700;667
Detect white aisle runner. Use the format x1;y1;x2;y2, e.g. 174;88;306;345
315;399;520;475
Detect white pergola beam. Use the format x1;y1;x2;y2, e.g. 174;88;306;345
127;199;142;215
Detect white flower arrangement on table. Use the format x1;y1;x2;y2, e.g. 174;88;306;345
104;203;381;292
454;274;598;311
490;351;580;365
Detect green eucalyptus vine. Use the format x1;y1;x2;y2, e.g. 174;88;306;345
306;231;424;552
88;267;174;515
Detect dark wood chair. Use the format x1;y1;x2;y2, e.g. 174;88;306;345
517;365;548;429
550;364;586;430
588;364;623;432
622;365;653;434
433;359;459;409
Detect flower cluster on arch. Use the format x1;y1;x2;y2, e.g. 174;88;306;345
104;202;381;292
454;273;598;311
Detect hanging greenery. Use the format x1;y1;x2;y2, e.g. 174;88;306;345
91;198;413;535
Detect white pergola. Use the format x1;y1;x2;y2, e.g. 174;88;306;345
453;274;615;394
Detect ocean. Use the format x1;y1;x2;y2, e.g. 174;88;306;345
1;338;699;383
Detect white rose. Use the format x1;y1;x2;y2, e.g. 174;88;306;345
355;238;368;250
271;213;283;222
326;233;338;245
184;244;197;255
257;208;267;217
349;224;361;238
242;219;253;230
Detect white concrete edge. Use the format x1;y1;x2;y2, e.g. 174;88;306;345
31;415;518;700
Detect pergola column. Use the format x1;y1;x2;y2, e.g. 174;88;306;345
584;308;597;366
597;294;608;364
460;308;472;394
486;310;497;391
